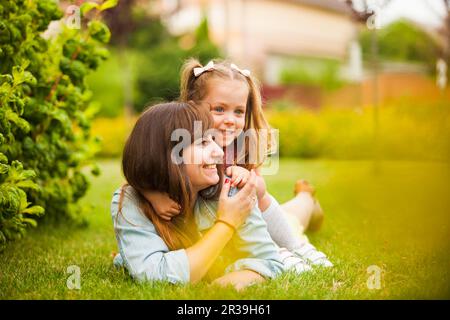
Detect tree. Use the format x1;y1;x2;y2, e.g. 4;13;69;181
359;20;440;72
133;16;222;112
345;0;391;171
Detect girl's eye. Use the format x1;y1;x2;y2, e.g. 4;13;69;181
213;106;224;112
235;109;245;115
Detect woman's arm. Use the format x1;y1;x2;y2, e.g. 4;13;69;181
196;187;284;287
186;171;258;283
225;203;284;281
185;222;234;283
112;187;190;283
112;172;258;284
212;270;264;291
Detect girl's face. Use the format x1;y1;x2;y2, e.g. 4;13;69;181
203;78;249;147
183;134;224;193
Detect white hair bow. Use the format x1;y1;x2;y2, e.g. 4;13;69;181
193;61;215;77
231;63;251;77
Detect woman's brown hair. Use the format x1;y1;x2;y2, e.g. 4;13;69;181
118;101;222;250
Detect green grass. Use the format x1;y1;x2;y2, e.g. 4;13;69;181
1;159;449;299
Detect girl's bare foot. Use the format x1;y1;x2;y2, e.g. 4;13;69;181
294;180;324;232
294;179;315;195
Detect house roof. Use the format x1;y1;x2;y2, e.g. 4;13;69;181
284;0;352;15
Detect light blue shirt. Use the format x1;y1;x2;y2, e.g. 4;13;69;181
110;186;283;284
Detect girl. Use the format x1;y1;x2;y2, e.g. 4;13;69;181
145;59;332;272
145;59;332;270
112;102;283;290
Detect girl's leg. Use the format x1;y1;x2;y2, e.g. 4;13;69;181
260;193;333;267
279;180;324;232
260;193;307;250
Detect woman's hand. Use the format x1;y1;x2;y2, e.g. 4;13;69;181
142;190;181;221
211;270;265;291
217;170;258;229
225;166;250;188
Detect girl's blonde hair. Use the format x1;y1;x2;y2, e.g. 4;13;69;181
179;58;276;170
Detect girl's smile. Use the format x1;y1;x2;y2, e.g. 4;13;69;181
203;78;249;147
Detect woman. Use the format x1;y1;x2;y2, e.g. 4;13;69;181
145;59;332;268
111;101;283;290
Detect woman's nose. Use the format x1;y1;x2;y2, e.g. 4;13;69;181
211;141;224;158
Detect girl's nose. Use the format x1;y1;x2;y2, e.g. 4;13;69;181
223;113;235;125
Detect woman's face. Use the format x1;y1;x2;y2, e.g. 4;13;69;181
203;78;248;148
183;134;224;192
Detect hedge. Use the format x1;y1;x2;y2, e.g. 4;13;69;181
0;0;116;250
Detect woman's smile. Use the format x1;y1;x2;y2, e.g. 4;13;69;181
183;135;224;192
201;163;218;176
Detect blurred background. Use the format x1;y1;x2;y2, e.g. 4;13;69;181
1;0;449;299
82;0;450;296
85;0;450;298
68;0;450;162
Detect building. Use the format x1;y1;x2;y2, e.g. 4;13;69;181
157;0;361;83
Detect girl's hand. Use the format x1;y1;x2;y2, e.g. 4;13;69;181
255;174;267;200
225;166;250;188
217;170;258;229
142;190;181;221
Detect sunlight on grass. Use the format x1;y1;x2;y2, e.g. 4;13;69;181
0;159;449;299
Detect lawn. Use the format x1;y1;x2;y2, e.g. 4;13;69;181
1;158;449;299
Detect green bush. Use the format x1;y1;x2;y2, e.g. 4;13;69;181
267;100;450;161
279;57;345;91
0;0;115;250
93;100;450;161
91;116;136;158
134;17;221;112
359;19;440;73
85;48;126;118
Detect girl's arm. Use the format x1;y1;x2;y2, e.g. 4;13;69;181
226;165;271;212
254;168;271;212
112;173;258;284
142;190;181;221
